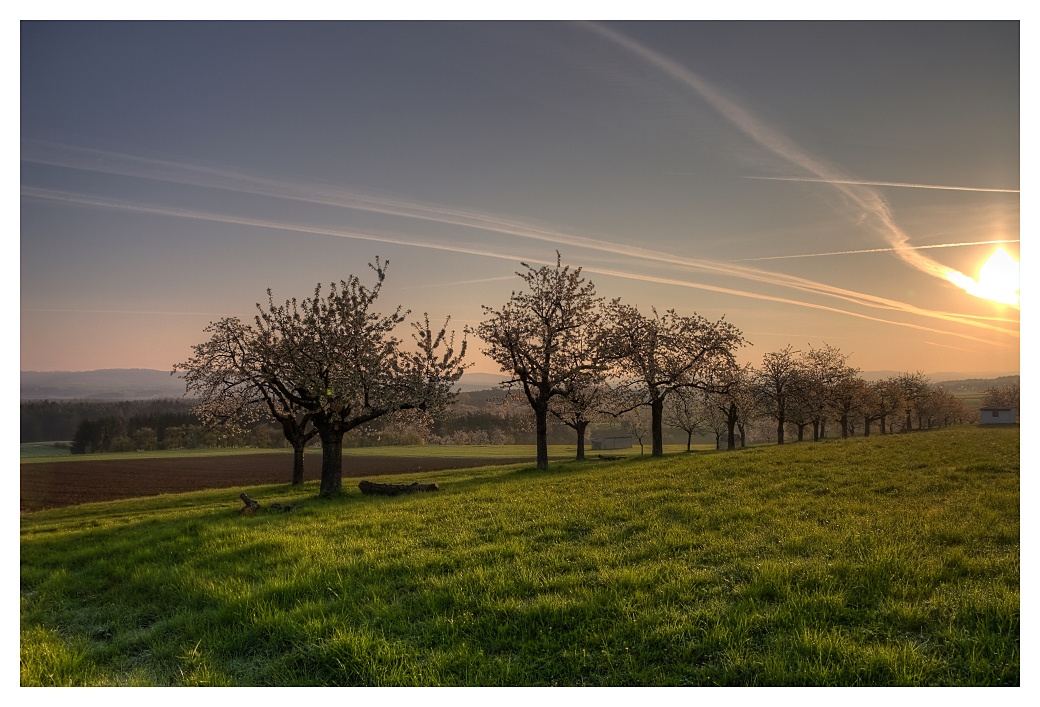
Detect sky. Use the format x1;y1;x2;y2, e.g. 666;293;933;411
19;20;1021;377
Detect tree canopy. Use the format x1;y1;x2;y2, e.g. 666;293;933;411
177;259;468;496
604;302;746;456
477;254;605;470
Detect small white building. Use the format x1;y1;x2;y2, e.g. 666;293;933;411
591;435;633;450
979;407;1018;425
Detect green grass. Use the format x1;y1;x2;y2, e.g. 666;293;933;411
20;427;1018;686
19;442;73;459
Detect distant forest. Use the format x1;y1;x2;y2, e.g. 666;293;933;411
928;375;1019;393
19;391;599;451
21;374;1017;453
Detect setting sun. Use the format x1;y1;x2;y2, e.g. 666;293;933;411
975;248;1020;306
946;248;1020;306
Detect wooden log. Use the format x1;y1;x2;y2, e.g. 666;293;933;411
240;492;260;514
358;480;440;496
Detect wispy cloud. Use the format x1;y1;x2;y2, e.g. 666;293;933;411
731;240;1021;262
581;264;1014;348
580;22;1013;305
744;176;1020;193
21;186;1018;347
21;308;229;316
395;276;517;290
19;186;539;264
21;142;1019;339
924;341;983;354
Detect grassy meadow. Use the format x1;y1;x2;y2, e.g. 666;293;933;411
20;427;1018;686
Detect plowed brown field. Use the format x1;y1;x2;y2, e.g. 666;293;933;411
20;453;529;512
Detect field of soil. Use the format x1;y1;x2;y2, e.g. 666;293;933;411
20;453;530;512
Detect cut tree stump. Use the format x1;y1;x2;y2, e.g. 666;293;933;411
358;480;440;496
240;492;260;514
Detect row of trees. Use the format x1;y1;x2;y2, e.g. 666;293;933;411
177;253;740;491
176;253;1001;496
606;352;980;453
478;254;747;468
751;348;976;445
477;256;982;463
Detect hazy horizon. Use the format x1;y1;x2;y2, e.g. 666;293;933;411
21;22;1019;376
19;366;1022;377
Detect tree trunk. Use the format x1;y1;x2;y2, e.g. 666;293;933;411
812;419;820;442
686;430;692;452
863;416;871;437
796;424;805;442
575;421;588;461
726;403;737;450
651;397;665;457
738;423;746;448
535;403;549;470
880;414;887;434
281;418;309;485
777;414;786;445
319;431;344;496
291;443;306;485
841;414;849;439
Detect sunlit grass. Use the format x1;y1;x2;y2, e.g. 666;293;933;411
21;427;1018;685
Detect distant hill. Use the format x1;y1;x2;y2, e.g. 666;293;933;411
861;370;1020;384
20;369;188;400
932;375;1019;393
457;372;508;392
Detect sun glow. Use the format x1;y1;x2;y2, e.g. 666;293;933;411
946;248;1020;306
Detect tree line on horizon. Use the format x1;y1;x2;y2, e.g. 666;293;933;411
164;253;1021;497
27;364;1016;455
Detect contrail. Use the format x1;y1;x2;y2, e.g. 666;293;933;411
395;276;517;290
732;240;1021;262
21;142;1019;335
581;264;1012;348
745;176;1020;194
924;341;983;354
746;332;855;339
20;308;229;316
21;187;1018;346
19;187;541;265
580;22;1013;305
